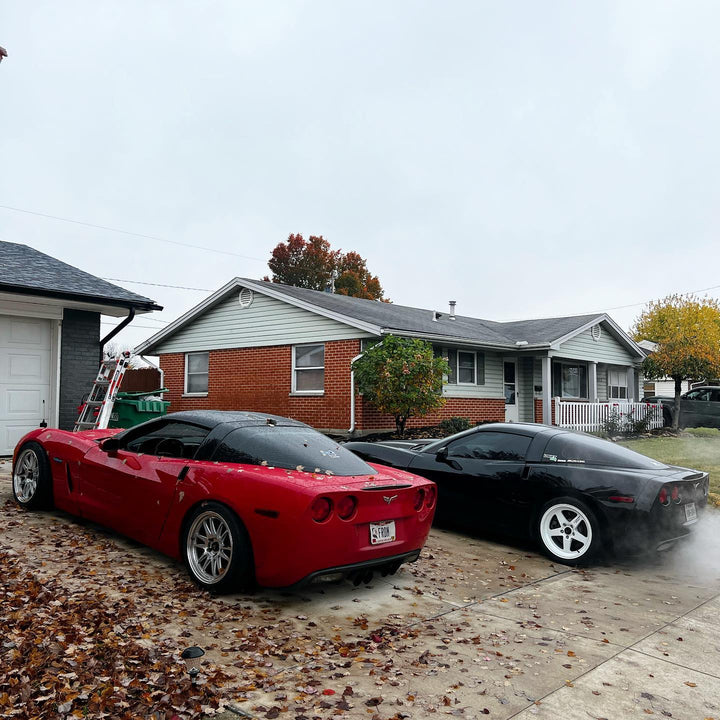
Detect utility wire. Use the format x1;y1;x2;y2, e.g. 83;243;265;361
0;203;265;262
102;277;211;292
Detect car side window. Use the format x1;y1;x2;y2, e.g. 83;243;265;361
445;431;531;461
687;389;711;401
711;390;720;402
123;422;210;459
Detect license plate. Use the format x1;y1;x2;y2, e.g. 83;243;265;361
370;520;396;545
684;502;697;523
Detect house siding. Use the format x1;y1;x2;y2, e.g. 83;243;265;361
442;351;503;399
154;291;375;354
552;323;636;365
59;309;100;430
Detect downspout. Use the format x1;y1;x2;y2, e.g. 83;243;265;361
348;352;363;434
99;308;136;361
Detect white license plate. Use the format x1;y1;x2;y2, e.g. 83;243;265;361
370;520;396;545
684;502;698;523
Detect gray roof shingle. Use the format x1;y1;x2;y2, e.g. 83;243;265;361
0;241;161;311
250;279;601;347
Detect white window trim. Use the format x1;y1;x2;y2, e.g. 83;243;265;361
608;368;628;400
291;343;325;395
457;350;477;385
184;351;209;397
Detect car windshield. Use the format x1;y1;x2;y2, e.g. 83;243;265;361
543;433;666;470
212;426;375;476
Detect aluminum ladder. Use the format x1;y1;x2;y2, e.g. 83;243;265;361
73;352;132;432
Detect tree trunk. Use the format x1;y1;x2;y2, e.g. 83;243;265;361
395;415;407;437
673;376;682;430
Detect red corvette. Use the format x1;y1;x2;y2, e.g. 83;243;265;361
11;411;435;591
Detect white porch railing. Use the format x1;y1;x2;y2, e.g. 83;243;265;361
554;399;664;433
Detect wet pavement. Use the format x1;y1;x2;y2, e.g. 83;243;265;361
2;457;719;719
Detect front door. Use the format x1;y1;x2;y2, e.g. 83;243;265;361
504;359;519;422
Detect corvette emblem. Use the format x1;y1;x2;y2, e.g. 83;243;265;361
383;495;398;504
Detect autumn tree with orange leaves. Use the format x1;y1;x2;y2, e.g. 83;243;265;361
633;294;720;429
266;234;386;300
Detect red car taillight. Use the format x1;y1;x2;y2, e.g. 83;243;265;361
413;488;425;511
337;495;357;520
659;487;669;506
311;496;333;522
671;485;680;503
425;485;437;509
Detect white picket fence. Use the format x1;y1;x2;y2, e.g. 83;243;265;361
554;399;664;433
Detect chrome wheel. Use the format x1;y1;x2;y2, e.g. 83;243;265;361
186;511;234;585
539;503;593;560
13;448;40;503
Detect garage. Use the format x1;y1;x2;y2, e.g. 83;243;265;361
0;241;162;454
0;315;53;455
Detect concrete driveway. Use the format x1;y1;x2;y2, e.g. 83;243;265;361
2;457;720;719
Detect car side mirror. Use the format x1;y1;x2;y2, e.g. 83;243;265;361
436;446;449;462
101;437;121;454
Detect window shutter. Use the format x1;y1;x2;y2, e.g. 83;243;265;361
477;353;485;385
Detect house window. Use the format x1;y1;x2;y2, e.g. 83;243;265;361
608;369;628;399
441;348;485;385
293;344;324;393
184;352;209;395
552;361;587;399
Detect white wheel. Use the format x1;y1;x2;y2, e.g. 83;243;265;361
538;500;598;564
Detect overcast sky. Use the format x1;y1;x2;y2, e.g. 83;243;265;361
2;1;720;351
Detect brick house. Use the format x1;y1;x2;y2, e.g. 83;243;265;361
0;241;161;454
135;278;646;435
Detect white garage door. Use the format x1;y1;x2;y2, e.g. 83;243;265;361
0;316;52;456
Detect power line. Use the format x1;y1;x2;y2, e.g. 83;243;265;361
101;321;168;331
586;283;720;315
102;277;211;292
0;204;266;262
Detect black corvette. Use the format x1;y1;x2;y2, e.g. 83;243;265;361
345;423;710;565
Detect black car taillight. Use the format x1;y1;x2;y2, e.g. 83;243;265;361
337;495;357;520
413;488;425;511
311;496;333;522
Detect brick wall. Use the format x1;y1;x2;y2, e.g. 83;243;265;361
159;340;507;433
160;340;362;431
59;309;100;430
356;397;505;431
534;398;556;425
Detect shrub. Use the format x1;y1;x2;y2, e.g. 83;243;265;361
438;417;473;435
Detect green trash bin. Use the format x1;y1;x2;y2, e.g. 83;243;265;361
108;389;170;428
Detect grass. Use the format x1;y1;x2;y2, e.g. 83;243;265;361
619;428;720;506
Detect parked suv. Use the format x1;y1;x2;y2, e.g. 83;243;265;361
644;386;720;428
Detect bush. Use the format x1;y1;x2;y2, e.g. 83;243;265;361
438;417;473;435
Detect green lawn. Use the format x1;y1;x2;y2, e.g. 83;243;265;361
619;428;720;505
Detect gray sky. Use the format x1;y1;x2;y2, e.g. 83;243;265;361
2;1;720;351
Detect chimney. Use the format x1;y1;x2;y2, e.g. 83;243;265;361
449;300;456;320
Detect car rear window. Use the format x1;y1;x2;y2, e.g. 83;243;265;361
212;426;375;476
543;433;666;470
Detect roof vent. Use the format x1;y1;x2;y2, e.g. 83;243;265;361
449;300;456;320
432;311;442;322
239;288;254;308
515;340;528;346
591;324;602;342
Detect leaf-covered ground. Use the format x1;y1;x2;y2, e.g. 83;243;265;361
3;458;720;720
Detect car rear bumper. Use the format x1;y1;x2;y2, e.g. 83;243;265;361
290;549;422;588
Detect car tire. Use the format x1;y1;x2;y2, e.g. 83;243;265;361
182;502;254;593
536;496;601;566
662;407;673;428
12;442;53;510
